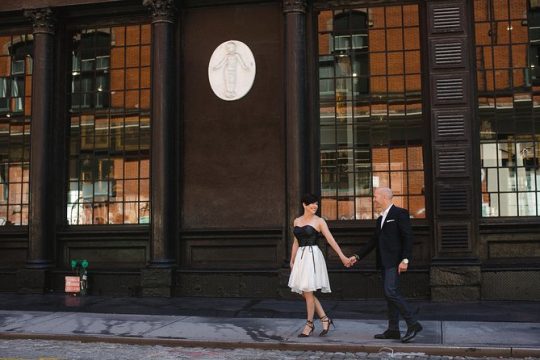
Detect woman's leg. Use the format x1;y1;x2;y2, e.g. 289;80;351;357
313;296;329;330
301;291;315;335
313;296;326;318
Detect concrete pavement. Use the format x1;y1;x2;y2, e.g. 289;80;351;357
0;294;539;358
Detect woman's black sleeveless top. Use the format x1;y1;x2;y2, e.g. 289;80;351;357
293;225;319;247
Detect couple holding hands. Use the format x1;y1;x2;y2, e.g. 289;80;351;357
288;188;422;343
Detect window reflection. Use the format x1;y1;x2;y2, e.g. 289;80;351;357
67;25;151;225
476;0;540;217
0;34;32;226
319;5;425;220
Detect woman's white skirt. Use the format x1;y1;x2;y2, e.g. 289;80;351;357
288;245;331;294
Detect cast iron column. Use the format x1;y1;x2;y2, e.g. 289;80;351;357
281;0;308;291
25;8;56;267
142;0;178;296
284;0;308;230
17;8;56;293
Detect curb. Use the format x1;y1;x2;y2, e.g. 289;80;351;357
2;332;540;358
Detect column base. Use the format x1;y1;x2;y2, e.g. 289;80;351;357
430;265;481;301
17;268;50;294
141;267;175;297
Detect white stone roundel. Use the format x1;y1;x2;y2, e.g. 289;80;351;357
208;40;256;101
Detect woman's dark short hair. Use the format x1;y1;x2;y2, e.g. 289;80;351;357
301;193;319;206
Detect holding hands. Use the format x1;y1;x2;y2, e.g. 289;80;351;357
340;255;358;268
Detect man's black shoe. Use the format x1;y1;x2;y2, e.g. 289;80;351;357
401;322;423;343
374;330;401;340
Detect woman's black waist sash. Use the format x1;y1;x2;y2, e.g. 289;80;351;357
299;239;318;247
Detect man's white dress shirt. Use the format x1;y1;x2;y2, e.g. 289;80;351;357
380;204;394;229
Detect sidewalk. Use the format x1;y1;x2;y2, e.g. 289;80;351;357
0;293;539;358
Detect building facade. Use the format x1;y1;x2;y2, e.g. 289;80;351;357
0;0;539;300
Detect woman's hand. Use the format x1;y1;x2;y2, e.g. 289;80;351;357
290;260;294;269
340;256;352;268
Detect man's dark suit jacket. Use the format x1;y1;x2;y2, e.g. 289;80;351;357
356;204;414;269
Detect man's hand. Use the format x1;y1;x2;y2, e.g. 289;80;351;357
348;256;357;267
398;261;408;274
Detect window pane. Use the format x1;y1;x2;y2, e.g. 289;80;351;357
498;168;516;192
517;167;536;191
123;202;138;224
373;171;389;188
484;168;499;192
67;25;151;225
372;147;389;171
499;192;517;216
481;143;498;167
355;196;373;219
409;195;425;218
408;171;424;194
321;197;337;220
407;145;423;170
0;33;32;226
355;170;371;195
482;192;499;217
319;5;424;220
518;192;537;216
337;197;355;220
476;1;540;217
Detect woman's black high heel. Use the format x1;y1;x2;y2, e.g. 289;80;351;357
298;320;314;337
319;316;335;336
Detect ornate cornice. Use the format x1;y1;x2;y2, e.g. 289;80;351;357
143;0;177;23
283;0;307;14
24;8;56;35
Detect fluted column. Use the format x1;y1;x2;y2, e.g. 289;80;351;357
25;8;56;269
283;0;308;257
141;0;178;296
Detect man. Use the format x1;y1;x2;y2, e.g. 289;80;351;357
350;187;422;343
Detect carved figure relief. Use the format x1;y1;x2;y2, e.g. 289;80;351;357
208;40;256;101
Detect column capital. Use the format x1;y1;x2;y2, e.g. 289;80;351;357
283;0;307;14
24;8;56;35
143;0;177;24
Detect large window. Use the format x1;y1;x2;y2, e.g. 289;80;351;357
0;34;32;226
475;0;540;217
318;5;425;220
67;25;151;225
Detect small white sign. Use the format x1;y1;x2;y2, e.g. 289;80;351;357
208;40;256;101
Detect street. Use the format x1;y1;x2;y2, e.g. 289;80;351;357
0;339;537;360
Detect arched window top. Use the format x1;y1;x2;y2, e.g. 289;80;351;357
8;36;34;60
333;10;368;33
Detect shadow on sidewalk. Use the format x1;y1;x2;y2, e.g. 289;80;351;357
1;293;540;323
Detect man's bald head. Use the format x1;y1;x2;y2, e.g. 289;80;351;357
375;187;393;200
374;187;393;209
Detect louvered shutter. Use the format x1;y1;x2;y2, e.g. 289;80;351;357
427;1;476;257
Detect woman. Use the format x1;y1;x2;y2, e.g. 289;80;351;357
288;193;351;337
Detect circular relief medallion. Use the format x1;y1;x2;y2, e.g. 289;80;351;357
208;40;256;101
